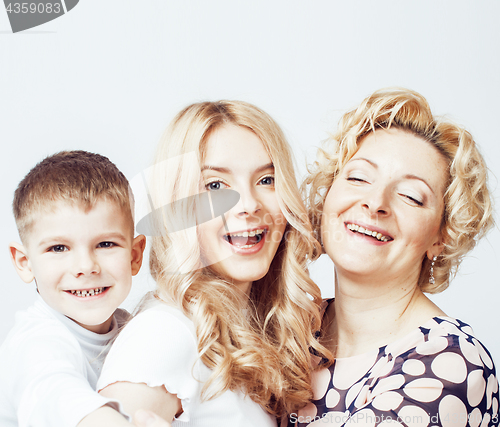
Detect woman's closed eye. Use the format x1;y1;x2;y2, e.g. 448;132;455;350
347;175;369;183
400;193;424;206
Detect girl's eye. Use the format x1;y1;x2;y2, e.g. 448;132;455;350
98;241;116;249
205;180;227;191
259;176;275;186
50;245;67;253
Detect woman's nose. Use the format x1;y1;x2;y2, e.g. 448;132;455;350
362;186;390;216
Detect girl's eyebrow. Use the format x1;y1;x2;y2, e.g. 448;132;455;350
200;165;231;173
350;158;434;194
201;163;274;174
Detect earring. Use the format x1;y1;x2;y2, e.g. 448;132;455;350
429;256;437;285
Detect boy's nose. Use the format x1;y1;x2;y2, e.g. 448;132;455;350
73;251;100;277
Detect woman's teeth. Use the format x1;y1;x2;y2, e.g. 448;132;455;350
69;287;105;298
347;223;391;242
224;229;265;248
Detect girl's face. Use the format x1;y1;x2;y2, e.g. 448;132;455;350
321;128;448;287
198;124;287;294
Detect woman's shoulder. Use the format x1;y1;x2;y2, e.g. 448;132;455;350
383;316;494;371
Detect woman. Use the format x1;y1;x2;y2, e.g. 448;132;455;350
97;101;331;426
293;88;498;426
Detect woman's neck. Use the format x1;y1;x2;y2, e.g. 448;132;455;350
324;271;445;358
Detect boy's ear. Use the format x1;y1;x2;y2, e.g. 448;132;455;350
131;235;147;276
9;242;35;283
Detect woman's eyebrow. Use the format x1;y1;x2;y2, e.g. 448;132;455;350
403;174;435;194
350;158;435;193
349;157;377;168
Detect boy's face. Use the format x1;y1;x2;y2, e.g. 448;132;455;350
11;199;145;334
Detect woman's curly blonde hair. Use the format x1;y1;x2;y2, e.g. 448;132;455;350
147;100;332;416
306;87;494;293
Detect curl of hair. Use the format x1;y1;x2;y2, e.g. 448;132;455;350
148;100;332;416
305;87;494;293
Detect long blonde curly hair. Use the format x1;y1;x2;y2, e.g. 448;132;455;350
147;100;331;416
306;87;494;293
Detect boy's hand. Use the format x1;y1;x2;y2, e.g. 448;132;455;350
134;409;172;427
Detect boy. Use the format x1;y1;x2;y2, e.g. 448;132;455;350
0;151;155;427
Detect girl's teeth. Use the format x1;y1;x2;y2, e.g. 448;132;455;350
228;229;265;238
225;229;265;247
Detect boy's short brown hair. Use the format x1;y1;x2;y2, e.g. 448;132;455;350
13;150;134;243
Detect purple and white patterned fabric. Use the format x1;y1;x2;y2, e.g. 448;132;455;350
289;311;498;427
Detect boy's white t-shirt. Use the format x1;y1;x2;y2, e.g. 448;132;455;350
0;295;128;427
97;300;278;427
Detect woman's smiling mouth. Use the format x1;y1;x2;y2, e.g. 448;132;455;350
346;223;393;242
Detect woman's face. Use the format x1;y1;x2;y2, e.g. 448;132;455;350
198;124;287;294
321;128;448;285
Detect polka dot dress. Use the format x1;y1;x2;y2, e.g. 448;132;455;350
289;312;499;427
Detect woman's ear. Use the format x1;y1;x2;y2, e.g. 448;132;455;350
426;231;446;261
9;242;35;283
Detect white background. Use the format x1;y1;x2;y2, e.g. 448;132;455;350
1;1;499;363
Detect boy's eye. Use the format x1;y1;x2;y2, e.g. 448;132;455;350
205;180;227;191
98;241;116;249
259;176;275;186
50;245;67;253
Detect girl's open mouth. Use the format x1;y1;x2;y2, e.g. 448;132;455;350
223;228;266;249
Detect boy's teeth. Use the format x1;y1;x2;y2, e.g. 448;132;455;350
346;223;390;242
70;287;105;298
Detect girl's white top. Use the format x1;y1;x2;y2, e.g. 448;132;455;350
97;300;277;427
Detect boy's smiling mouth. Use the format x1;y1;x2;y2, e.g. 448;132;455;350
66;287;109;298
223;228;266;249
